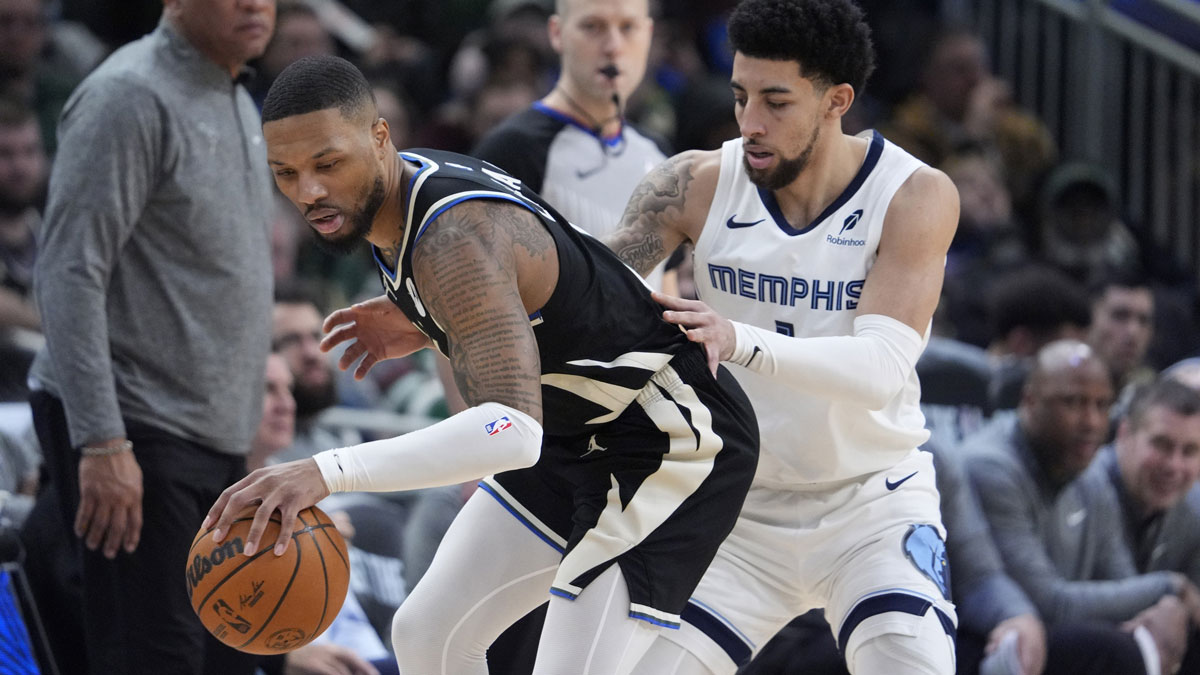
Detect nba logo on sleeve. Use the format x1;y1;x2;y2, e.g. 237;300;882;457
485;416;514;435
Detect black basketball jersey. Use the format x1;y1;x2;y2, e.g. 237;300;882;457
373;149;691;437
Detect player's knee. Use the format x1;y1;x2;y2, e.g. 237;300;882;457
845;609;955;675
391;599;445;663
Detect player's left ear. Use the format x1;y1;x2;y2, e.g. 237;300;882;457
372;116;391;156
824;83;855;120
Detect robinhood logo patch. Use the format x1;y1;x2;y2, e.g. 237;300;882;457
829;209;866;246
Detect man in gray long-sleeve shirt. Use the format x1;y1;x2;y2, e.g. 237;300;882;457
24;1;276;673
1083;377;1200;672
966;340;1191;675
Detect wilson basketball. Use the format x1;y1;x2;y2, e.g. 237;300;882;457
186;505;350;654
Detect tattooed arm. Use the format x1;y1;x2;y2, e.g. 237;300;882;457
203;204;560;553
604;149;721;277
411;198;558;422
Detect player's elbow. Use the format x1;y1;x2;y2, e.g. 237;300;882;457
511;427;542;469
853;315;923;409
478;401;543;471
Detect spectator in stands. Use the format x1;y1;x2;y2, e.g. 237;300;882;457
248;352;297;471
1085;377;1200;583
0;0;82;154
1087;269;1157;398
249;1;337;107
966;340;1192;675
271;283;360;464
880;26;1055;211
1165;358;1200;392
0;97;44;401
983;265;1091;410
1034;162;1142;288
1085;377;1200;673
936;143;1027;346
24;1;277;673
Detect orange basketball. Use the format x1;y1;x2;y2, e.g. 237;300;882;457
185;505;350;655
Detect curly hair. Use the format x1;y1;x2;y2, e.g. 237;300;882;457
261;55;376;124
727;0;875;94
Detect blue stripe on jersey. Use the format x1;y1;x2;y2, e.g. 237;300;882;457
835;591;956;653
628;611;681;629
532;101;623;145
549;587;577;600
477;481;566;553
682;599;753;666
415;193;540;243
757;130;885;236
375;152;436;281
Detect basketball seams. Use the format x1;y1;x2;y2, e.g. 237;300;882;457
189;505;349;654
297;509;334;642
235;528;304;652
192;534;294;610
188;514;281;557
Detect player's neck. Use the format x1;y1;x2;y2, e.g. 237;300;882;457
771;131;869;226
543;85;622;138
365;152;410;254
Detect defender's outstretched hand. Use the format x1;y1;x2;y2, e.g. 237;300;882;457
652;291;736;375
321;295;433;380
201;459;330;557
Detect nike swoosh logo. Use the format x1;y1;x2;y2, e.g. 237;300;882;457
576;165;605;180
726;216;764;229
885;471;918;491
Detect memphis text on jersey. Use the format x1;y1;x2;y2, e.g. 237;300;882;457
706;264;865;311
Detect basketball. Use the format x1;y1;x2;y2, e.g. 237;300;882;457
185;505;350;655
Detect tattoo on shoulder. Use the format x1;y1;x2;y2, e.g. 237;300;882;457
611;154;695;275
409;200;543;415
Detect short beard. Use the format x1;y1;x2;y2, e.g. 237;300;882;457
744;124;820;191
312;174;386;256
293;377;338;419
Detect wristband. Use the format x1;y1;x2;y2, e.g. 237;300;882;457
80;440;133;457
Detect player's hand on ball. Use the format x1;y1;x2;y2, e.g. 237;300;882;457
652;291;736;376
203;458;331;557
321;295;433;380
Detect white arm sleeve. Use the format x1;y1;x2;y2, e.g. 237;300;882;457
311;402;542;494
728;313;925;410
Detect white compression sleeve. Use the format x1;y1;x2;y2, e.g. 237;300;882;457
728;313;925;410
312;402;542;494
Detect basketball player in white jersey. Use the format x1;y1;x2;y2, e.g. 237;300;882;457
606;0;960;673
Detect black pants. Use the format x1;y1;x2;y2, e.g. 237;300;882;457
738;611;1149;675
958;623;1148;675
27;391;257;675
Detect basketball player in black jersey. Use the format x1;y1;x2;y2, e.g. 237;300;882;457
203;55;758;675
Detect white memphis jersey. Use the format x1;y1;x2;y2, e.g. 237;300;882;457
693;131;931;485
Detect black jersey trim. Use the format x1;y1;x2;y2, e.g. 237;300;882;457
756;129;884;237
415;192;538;243
373;152;436;282
532;101;623;147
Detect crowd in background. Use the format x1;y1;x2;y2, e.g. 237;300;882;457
1;0;1199;674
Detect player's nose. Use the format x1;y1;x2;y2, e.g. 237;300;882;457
297;173;328;205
